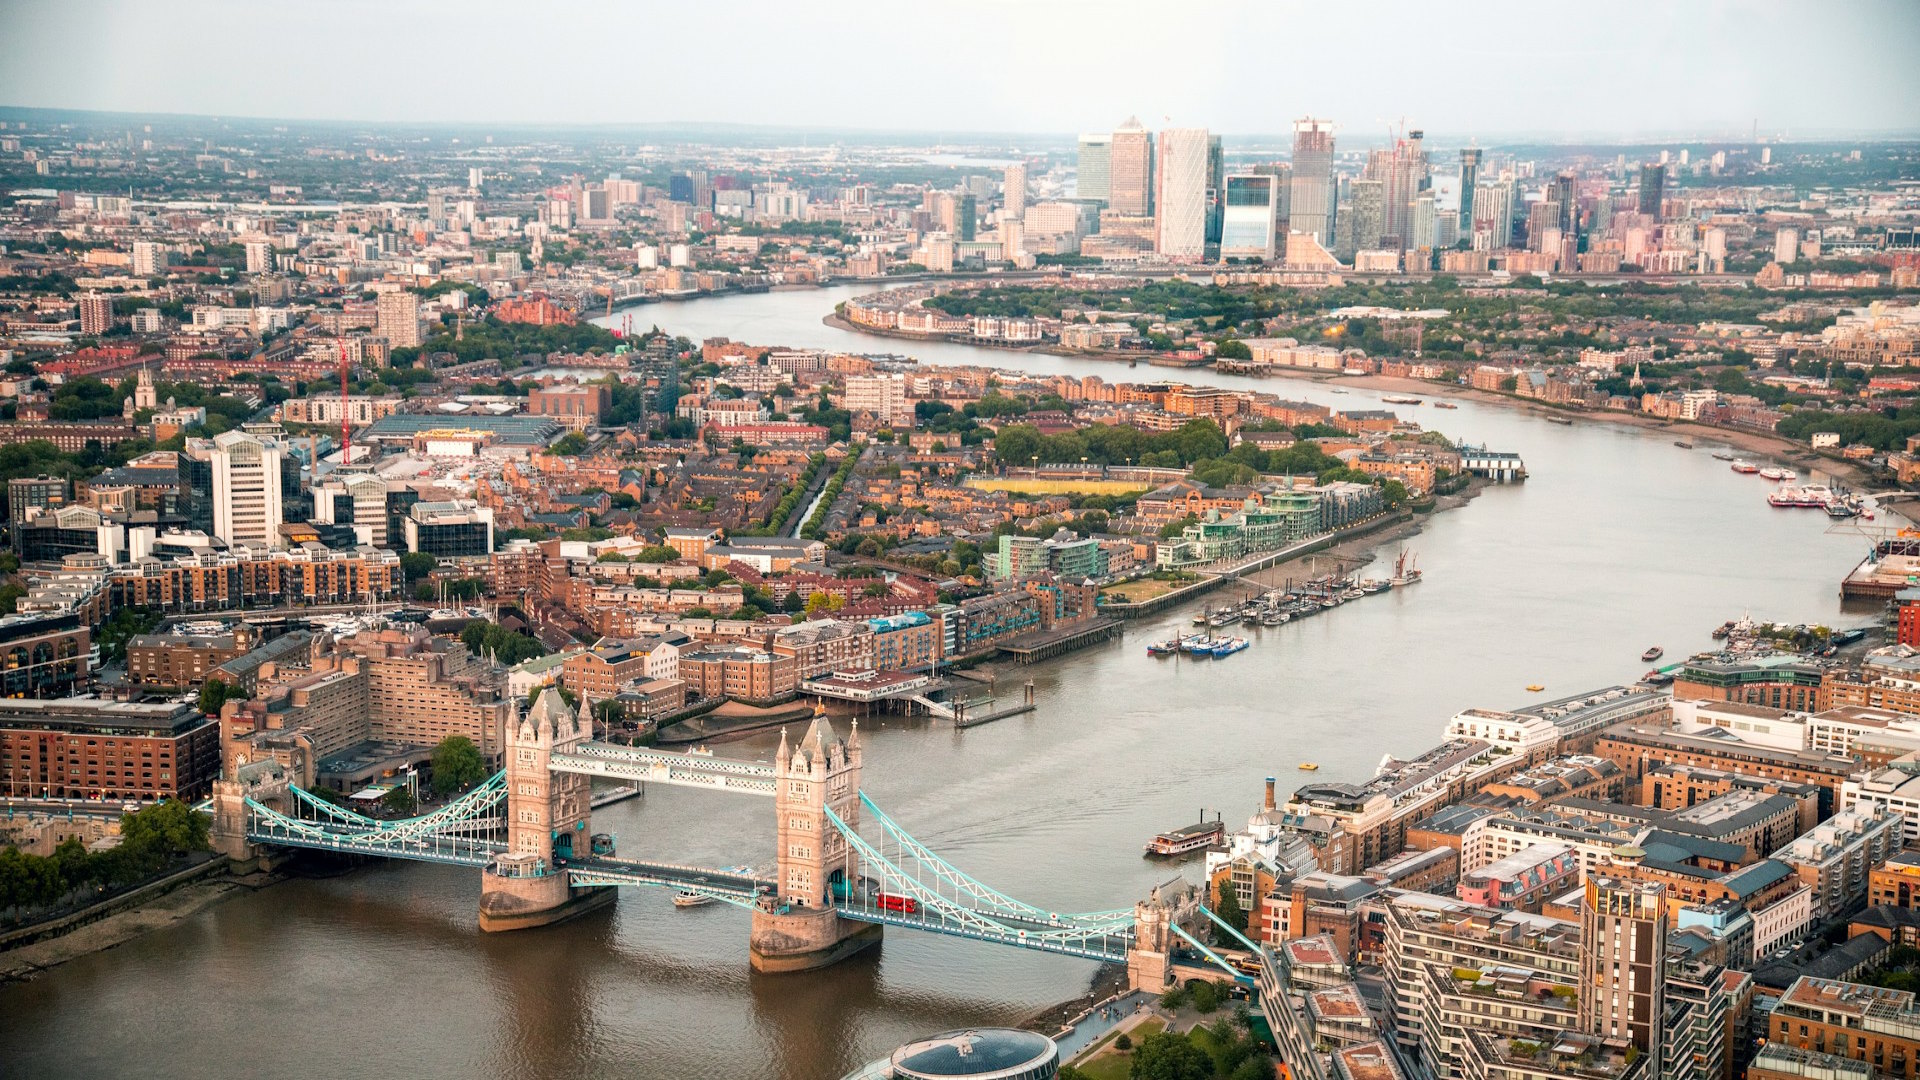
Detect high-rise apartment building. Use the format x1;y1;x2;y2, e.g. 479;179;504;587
1548;171;1579;245
1289;118;1336;246
244;239;272;275
376;291;422;349
210;430;284;549
1457;148;1482;232
1154;128;1210;260
131;241;168;276
1365;131;1430;250
1343;179;1384;258
1474;179;1515;248
1003;162;1027;221
1109;118;1154;216
1635;161;1666;219
1774;227;1800;266
78;292;113;336
1578;876;1668;1078
1076;134;1111;204
1220;174;1279;261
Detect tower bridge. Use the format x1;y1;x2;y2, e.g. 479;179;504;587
208;688;1235;988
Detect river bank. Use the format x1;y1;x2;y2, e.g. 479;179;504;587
0;867;277;983
819;308;1877;491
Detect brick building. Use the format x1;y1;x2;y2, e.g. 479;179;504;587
0;698;220;801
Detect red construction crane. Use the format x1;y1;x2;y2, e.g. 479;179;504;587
337;340;352;465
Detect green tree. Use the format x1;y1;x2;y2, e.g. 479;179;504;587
549;432;590;456
119;799;210;862
1214;879;1248;936
430;735;487;794
399;551;439;584
1189;979;1222;1014
1129;1030;1212;1080
380;785;417;816
201;677;247;717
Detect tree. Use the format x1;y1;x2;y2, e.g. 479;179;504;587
804;592;846;617
119;799;210;862
380;785;417;816
1214;879;1248;936
399;551;439;584
430;735;487;794
1214;338;1252;360
198;677;238;717
1128;1030;1212;1080
1189;979;1222;1014
549;432;590;456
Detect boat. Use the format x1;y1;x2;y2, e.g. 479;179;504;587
1390;549;1422;587
1525;684;1545;692
1259;610;1291;626
1183;635;1218;655
1826;500;1859;519
1144;814;1225;857
1382;395;1424;405
1759;466;1796;481
1643;670;1674;686
1641;646;1664;662
1359;578;1391;594
1711;451;1735;461
676;865;755;907
1210;636;1250;657
1331;388;1349;394
1146;639;1182;656
1434;402;1458;409
1298;762;1320;771
1673;441;1693;449
1544;415;1574;426
1729;460;1760;474
1769;486;1833;509
1711;620;1735;639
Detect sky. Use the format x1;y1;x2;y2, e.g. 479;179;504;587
3;0;1918;140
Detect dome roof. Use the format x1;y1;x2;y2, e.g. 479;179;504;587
890;1028;1057;1079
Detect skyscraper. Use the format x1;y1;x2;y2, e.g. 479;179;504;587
1003;162;1027;221
1457;148;1482;232
958;194;977;242
1109;118;1153;216
1076;134;1111;204
1548;171;1579;243
1219;174;1279;261
1579;876;1668;1078
211;430;284;549
79;292;112;336
1204;134;1225;245
1365;130;1430;250
1474;179;1515;248
1154;128;1210;260
1638;163;1665;218
1343;179;1384;258
1288;118;1336;246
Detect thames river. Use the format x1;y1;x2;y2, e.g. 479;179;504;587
0;285;1876;1080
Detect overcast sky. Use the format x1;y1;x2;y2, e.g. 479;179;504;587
4;0;1917;140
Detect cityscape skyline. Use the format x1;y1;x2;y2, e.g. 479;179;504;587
3;0;1920;138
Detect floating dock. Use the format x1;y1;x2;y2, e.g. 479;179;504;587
1841;540;1920;601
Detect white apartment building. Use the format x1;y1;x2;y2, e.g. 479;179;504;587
1773;805;1901;920
1155;128;1210;260
211;430;284;548
843;373;909;426
376;291;422;349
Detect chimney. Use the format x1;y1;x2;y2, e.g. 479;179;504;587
1264;776;1277;811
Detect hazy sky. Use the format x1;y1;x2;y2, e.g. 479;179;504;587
4;0;1918;139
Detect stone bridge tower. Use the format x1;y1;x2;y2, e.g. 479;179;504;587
750;715;883;972
478;688;612;931
1128;878;1200;991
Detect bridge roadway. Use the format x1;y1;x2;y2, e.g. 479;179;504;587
547;742;777;796
561;856;774;906
830;899;1132;962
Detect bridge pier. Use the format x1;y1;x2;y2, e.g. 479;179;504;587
210;778;256;862
749;716;883;972
479;688;614;932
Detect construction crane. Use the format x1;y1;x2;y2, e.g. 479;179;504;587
336;340;352;466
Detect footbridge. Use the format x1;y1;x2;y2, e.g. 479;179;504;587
210;689;1236;988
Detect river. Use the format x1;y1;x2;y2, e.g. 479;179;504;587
0;285;1876;1080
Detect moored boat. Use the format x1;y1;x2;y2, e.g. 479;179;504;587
1674;440;1693;448
1434;402;1458;409
1144;815;1225;857
1711;451;1735;461
1730;460;1760;474
1146;639;1182;655
1382;395;1423;405
1759;466;1796;481
1209;636;1250;657
1641;646;1664;662
1544;415;1574;426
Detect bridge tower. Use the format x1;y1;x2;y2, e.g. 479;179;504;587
478;688;614;932
750;715;883;972
1127;878;1199;991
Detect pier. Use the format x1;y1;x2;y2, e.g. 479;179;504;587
997;618;1123;664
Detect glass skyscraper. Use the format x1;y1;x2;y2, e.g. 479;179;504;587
1076;134;1111;204
1220;174;1278;260
1288;117;1336;247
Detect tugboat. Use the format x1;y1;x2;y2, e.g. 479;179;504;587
1641;646;1664;662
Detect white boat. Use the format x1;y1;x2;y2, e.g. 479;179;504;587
1759;466;1795;481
